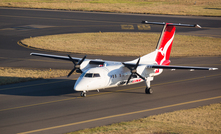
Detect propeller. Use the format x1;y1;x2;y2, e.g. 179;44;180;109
67;55;87;77
122;57;146;84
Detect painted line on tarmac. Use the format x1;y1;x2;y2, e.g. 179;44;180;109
121;24;151;30
0;74;220;112
110;73;221;93
17;95;221;134
0;85;139;112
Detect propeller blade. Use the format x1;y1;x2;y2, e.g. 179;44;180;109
76;69;83;74
123;57;144;85
67;67;76;77
67;55;87;76
134;57;140;69
122;63;133;71
68;55;76;65
77;55;87;65
135;72;146;81
126;74;133;84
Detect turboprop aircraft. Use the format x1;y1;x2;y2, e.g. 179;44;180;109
30;21;218;97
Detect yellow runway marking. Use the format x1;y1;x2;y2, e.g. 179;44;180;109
0;74;220;112
153;73;221;86
0;85;137;112
110;73;221;93
0;95;76;112
121;25;134;30
17;95;221;134
137;24;151;30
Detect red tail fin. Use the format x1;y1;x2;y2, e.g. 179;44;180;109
155;23;176;65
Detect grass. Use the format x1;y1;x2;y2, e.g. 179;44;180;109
21;32;221;57
1;1;220;133
0;67;70;85
68;103;221;134
0;0;221;16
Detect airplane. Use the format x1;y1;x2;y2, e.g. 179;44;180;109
30;21;218;97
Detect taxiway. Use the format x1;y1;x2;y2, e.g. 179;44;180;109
0;7;220;134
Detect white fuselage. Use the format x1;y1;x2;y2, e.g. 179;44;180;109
74;62;162;92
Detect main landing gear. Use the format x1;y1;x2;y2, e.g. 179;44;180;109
145;87;153;94
145;78;153;94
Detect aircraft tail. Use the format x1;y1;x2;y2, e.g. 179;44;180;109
141;21;201;65
155;23;175;65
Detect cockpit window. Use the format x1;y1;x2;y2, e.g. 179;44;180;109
84;73;100;78
84;73;93;77
93;73;100;77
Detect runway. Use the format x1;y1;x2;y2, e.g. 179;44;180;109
0;8;221;134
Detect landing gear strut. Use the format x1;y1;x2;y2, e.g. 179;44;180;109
80;91;87;97
145;77;153;94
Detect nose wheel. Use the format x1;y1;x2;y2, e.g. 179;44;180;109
81;91;87;97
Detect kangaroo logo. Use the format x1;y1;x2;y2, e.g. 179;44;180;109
157;34;174;65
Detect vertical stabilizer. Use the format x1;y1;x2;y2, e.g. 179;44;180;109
142;21;201;65
155;23;176;65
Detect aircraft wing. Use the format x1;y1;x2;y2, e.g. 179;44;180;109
148;65;218;71
123;62;218;71
30;52;105;65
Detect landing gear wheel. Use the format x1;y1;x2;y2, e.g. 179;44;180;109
145;88;153;94
80;92;86;97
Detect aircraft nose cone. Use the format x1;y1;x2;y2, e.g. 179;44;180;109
74;84;82;91
74;80;88;91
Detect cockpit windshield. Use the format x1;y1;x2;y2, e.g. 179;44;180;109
84;73;93;77
84;73;100;78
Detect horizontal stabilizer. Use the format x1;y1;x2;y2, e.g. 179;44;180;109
142;21;201;28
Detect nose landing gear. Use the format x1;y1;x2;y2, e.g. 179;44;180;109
80;91;87;97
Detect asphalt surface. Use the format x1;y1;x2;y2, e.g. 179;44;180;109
0;7;221;134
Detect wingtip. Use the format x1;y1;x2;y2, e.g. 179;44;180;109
195;24;202;28
209;68;218;71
